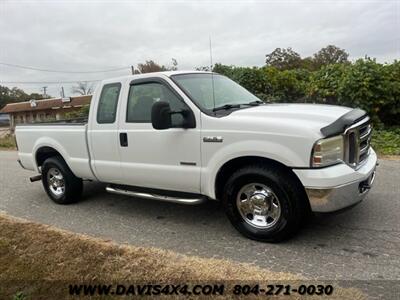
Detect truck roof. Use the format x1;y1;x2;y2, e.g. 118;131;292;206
101;70;212;84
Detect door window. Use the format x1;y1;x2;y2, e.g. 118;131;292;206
126;82;186;126
97;83;121;124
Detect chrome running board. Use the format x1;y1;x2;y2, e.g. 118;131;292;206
106;186;207;205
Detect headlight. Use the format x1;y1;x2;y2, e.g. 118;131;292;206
311;135;344;167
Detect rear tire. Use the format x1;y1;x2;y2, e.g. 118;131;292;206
222;164;307;242
41;156;83;204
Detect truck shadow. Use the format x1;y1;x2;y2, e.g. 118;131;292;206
79;181;369;245
81;181;227;224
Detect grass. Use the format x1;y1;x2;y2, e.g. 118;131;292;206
0;134;16;150
371;127;400;156
0;213;365;299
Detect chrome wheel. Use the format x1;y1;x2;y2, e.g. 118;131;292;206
236;183;281;229
47;167;65;198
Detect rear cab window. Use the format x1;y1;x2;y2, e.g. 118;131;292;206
97;83;121;124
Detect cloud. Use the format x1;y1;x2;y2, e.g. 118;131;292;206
0;0;398;96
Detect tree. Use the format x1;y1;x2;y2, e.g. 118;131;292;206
313;45;349;67
307;63;348;104
71;81;93;95
135;59;178;74
0;85;49;110
170;58;178;71
265;47;303;70
338;58;392;124
136;60;167;73
29;93;45;100
195;66;211;71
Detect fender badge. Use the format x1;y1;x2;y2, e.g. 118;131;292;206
203;136;223;143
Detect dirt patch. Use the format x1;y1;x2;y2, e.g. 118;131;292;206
0;127;10;138
378;155;400;160
0;213;365;299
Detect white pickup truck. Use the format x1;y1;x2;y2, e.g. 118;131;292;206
15;71;377;242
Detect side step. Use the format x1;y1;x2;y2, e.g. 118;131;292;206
106;185;207;205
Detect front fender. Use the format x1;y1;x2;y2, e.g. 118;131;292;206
201;140;308;199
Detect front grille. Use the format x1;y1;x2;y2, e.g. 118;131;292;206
344;117;372;167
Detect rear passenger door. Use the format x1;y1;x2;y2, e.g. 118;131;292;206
118;77;201;193
88;82;123;183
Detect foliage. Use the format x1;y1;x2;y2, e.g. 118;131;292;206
13;292;27;300
169;58;178;71
136;60;167;73
214;63;311;102
313;45;349;67
309;59;399;125
262;67;311;102
308;63;348;104
265;47;303;70
64;105;90;119
371;127;400;155
264;45;349;71
196;65;211;71
379;60;400;125
136;58;178;73
213;57;399;126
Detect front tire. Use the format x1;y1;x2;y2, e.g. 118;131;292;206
41;156;83;204
222;164;307;242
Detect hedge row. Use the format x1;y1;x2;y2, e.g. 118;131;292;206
213;59;400;126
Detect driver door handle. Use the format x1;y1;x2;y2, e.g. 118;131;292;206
119;132;128;147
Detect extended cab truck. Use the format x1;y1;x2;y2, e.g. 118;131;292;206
15;71;377;242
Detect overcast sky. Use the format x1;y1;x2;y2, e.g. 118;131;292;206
0;0;399;97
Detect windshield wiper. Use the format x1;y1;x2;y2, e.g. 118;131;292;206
212;104;241;112
246;100;264;106
212;100;264;112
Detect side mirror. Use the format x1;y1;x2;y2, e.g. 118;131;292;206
151;101;172;130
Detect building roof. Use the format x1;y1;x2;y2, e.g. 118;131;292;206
0;95;91;114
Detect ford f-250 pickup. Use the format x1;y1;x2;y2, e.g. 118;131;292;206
15;71;377;242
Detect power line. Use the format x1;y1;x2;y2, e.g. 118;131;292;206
0;80;101;84
0;62;130;74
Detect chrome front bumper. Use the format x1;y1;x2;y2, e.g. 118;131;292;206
305;167;376;212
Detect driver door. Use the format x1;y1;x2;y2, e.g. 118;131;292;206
118;78;201;193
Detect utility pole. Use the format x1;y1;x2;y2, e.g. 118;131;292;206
42;86;48;98
61;86;65;98
131;65;135;75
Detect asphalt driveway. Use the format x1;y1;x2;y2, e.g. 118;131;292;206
1;150;399;298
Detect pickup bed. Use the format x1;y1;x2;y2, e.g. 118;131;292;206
15;71;378;242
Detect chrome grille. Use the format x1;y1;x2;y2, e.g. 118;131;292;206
344;117;372;167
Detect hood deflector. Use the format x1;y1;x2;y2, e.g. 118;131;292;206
320;108;367;137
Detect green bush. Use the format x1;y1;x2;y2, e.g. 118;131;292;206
263;67;310;102
214;59;400;126
371;127;400;155
308;63;348;104
64;105;90;119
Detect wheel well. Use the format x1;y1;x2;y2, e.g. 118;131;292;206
215;156;307;201
35;147;63;169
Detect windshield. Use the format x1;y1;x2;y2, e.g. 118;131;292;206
171;73;261;111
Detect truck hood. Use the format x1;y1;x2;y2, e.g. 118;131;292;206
228;103;353;137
